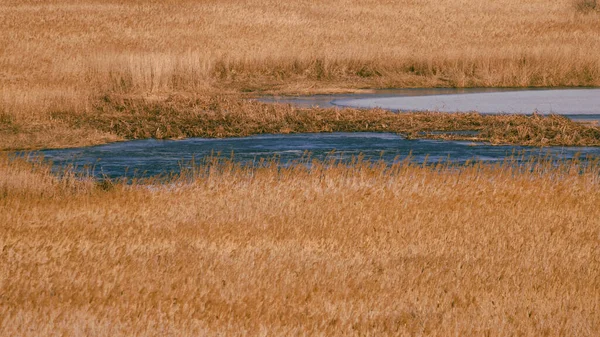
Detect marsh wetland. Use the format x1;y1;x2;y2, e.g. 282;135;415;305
24;92;594;182
2;1;600;336
34;88;600;179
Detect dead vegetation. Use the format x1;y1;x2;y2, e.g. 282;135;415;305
2;154;599;336
42;94;600;149
2;1;600;334
4;92;598;150
1;0;600;150
574;0;598;13
2;0;599;94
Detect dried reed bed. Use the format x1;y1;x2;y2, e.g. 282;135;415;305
47;94;600;149
1;155;600;335
0;154;93;200
0;88;120;150
1;0;600;130
2;0;600;94
4;92;600;150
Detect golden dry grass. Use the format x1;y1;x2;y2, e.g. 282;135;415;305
2;155;600;335
2;2;600;335
2;0;600;94
1;0;600;150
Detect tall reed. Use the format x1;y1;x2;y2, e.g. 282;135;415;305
2;154;599;335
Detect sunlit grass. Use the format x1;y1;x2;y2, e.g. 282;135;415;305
2;1;600;334
1;154;600;335
1;0;600;149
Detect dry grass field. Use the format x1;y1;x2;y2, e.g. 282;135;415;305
1;0;600;149
2;0;599;94
2;1;600;335
1;155;600;336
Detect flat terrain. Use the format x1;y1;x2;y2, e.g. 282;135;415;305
2;1;600;335
3;0;600;95
1;0;600;149
2;155;600;336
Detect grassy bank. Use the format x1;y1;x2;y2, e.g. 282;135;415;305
2;155;599;335
3;93;600;150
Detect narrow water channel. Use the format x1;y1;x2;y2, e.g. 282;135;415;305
37;88;600;179
40;133;600;179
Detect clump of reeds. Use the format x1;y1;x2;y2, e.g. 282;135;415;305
574;0;598;13
0;153;94;198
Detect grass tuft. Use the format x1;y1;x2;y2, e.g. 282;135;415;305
574;0;598;13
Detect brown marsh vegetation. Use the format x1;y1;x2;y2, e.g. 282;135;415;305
2;155;600;336
1;0;600;149
2;1;600;335
5;92;600;150
2;0;600;95
51;94;600;148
